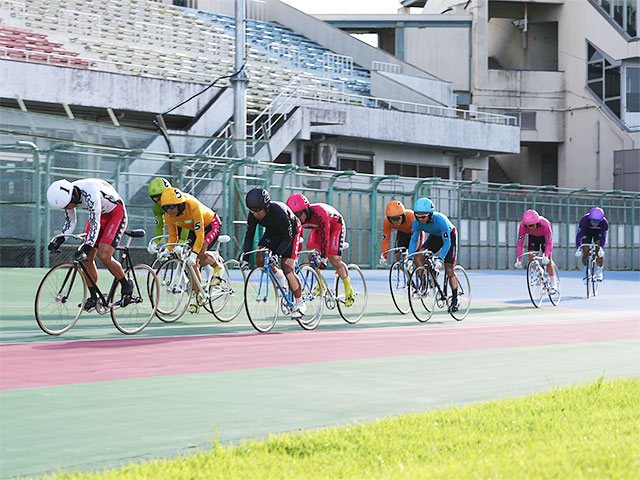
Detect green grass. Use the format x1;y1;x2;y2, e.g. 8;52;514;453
33;377;639;479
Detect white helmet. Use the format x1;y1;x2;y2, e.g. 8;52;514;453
47;179;74;209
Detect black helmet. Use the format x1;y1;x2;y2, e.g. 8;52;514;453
246;187;271;210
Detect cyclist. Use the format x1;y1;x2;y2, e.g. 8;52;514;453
380;200;417;264
408;197;460;313
240;187;306;319
148;177;189;246
514;209;557;290
575;207;609;281
159;187;223;289
46;178;133;311
286;193;353;304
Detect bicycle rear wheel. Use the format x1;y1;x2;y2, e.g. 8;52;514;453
244;266;279;332
408;265;435;322
389;261;410;314
526;261;544;308
35;263;86;335
336;264;367;324
296;265;324;330
585;262;591;298
588;257;600;298
548;263;561;306
210;259;246;322
449;265;471;321
154;258;191;323
111;264;159;334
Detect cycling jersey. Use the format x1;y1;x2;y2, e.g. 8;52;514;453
59;178;125;248
243;201;301;258
576;214;609;249
153;202;188;243
300;203;345;258
381;210;416;259
408;212;456;262
516;216;553;258
165;193;216;254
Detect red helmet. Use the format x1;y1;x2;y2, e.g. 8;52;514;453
286;193;310;213
522;209;539;226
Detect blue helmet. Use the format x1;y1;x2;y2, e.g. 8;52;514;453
413;197;435;214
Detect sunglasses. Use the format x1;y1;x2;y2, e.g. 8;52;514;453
388;216;403;222
415;213;430;219
151;194;161;203
590;219;601;224
249;208;263;213
162;204;178;212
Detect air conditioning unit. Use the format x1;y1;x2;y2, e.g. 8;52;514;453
311;142;338;169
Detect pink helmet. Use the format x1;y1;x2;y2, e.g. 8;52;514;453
588;207;605;222
522;209;539;226
286;193;310;213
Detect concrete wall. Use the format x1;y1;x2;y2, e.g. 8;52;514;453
371;71;454;107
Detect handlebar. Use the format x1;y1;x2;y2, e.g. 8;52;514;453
516;251;547;261
50;233;87;243
382;247;407;256
578;243;603;250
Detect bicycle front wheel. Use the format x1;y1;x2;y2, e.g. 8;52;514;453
35;263;86;335
526;261;544;308
449;265;471;321
244;266;279;333
154;258;191;323
296;265;324;330
548;263;561;306
389;261;410;314
210;259;246;322
111;264;159;334
588;257;599;298
408;265;435;322
336;264;367;324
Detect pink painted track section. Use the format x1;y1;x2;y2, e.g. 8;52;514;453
2;317;638;391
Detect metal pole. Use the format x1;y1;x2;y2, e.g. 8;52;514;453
598;189;622;207
495;183;519;270
565;188;588;270
457;180;479;266
232;0;249;159
18;142;41;267
631;193;640;270
370;176;394;269
414;177;439;206
532;185;554;210
327;170;355;205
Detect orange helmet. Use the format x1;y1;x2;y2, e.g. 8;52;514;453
385;200;405;218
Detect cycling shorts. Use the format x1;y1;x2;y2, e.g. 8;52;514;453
82;202;127;249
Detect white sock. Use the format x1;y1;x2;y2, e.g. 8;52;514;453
276;270;287;288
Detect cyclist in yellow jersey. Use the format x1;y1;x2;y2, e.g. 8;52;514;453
159;188;223;285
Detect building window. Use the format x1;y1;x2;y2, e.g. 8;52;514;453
586;41;622;121
384;162;449;179
340;157;373;174
594;0;638;37
627;66;640;112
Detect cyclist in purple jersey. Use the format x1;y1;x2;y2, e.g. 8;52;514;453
575;207;609;281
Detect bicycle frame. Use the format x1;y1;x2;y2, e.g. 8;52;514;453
243;248;305;308
406;249;449;304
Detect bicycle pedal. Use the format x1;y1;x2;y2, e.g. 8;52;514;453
188;304;199;314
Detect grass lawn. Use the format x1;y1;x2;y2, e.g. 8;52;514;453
32;377;639;479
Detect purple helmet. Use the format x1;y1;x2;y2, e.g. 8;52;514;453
588;207;605;222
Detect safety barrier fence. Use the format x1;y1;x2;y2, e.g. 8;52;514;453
1;141;638;270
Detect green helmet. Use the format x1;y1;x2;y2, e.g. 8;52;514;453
148;177;172;197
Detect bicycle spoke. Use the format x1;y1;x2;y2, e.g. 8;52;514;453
244;267;278;332
154;258;191;323
35;263;86;335
111;264;159;334
336;264;367;324
211;259;246;322
389;261;410;315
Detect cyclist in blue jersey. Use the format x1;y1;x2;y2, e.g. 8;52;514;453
408;197;460;313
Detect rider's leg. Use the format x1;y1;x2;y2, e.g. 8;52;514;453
580;245;589;266
283;258;301;299
329;255;352;299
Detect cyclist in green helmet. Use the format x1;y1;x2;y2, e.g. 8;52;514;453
148;177;189;245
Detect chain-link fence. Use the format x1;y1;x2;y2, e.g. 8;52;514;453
1;140;639;270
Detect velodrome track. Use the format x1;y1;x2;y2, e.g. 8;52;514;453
1;268;638;478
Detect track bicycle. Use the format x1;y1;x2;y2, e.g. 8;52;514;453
150;235;245;323
242;248;324;332
517;250;561;308
578;243;604;298
35;231;159;335
299;245;367;324
384;246;411;315
406;250;471;322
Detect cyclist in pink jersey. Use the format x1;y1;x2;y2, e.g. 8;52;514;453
286;194;354;303
514;209;557;290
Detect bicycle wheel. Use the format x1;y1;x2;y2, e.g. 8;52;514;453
389;261;410;314
154;258;191;323
585;261;591;299
548;263;561;306
526;260;544;308
589;257;600;298
35;263;86;335
111;264;159;334
244;266;279;333
408;265;436;322
449;265;471;321
296;265;324;330
210;259;246;322
336;264;367;324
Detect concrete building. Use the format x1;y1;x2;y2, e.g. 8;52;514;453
320;0;640;190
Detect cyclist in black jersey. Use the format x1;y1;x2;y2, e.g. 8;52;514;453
241;188;305;319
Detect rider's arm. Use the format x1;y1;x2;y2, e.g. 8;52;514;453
242;213;258;254
541;218;553;257
599;218;609;248
408;219;421;255
152;203;165;242
575;216;587;249
434;215;452;261
60;208;77;236
83;184;103;248
314;207;331;258
273;209;295;256
190;203;207;254
165;213;178;251
516;222;526;258
381;218;391;258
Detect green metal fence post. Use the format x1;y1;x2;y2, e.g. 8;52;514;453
598;189;622;207
327;170;355;205
495;183;519;270
631;193;640;270
370;176;390;269
43;142;75;268
18;142;41;267
565;188;588;269
532;185;555;210
414;177;439;206
456;180;479;264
